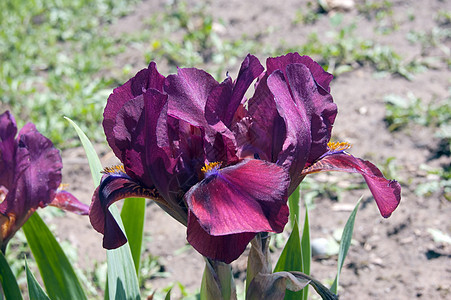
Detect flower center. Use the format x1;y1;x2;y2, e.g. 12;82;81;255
327;141;351;152
201;162;222;177
102;165;126;174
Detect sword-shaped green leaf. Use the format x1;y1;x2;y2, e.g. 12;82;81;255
330;197;362;294
23;213;87;300
25;261;51;300
0;251;23;300
66;117;140;299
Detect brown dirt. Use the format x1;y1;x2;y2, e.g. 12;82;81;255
50;0;451;299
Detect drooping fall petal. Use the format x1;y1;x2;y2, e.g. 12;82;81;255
187;211;256;264
89;169;163;249
186;159;289;236
50;189;89;215
301;152;401;217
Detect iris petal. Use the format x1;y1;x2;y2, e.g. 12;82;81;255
89;171;161;249
302;152;401;217
187;211;256;264
186;159;289;236
50;190;89;215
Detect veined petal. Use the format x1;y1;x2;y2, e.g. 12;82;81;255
89;171;161;249
267;70;311;193
186;159;289;236
104;62;165;159
266;52;333;92
3;123;62;216
302;153;401;217
166;67;218;127
205;54;264;127
50;189;89;215
0;111;17;188
187;211;256;264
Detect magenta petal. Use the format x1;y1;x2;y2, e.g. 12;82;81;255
186;159;289;236
243;74;286;162
0;111;18;188
302;153;401;217
224;54;264;126
166;67;218;127
285;63;337;164
50;190;89;215
7;123;62;215
187;211;256;263
113;96;154;187
266;52;333;92
267;70;311;193
89;172;159;249
103;62;165;158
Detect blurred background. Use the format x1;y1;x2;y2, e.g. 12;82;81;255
1;0;450;299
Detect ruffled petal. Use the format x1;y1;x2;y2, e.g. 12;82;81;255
166;67;218;127
267;70;311;193
113;96;154;187
186;159;289;236
241;74;286;162
302;153;401;217
266;52;333;92
50;189;89;215
285;63;336;164
0;123;62;246
103;62;165;159
0;111;17;188
89;171;161;249
187;211;256;264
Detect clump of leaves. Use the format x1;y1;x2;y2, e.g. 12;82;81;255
384;92;451;132
0;0;139;148
142;1;262;79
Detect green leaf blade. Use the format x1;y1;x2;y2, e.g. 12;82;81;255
330;197;362;294
288;185;300;228
22;213;87;300
300;204;311;300
0;251;23;300
26;261;51;300
274;220;303;300
121;198;146;275
67;117;140;299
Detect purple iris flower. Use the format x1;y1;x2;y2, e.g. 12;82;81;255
0;111;89;252
90;53;401;264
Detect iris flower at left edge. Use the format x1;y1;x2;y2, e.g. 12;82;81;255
0;111;89;252
89;58;291;264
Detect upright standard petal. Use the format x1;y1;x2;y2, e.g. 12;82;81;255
0;111;17;189
103;62;165;159
267;70;311;193
0;123;62;247
166;67;218;127
302;152;401;217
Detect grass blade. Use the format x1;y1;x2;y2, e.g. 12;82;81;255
300;203;311;300
0;251;23;300
121;198;146;274
64;117;102;185
274;219;303;299
330;197;362;294
288;185;300;229
26;261;51;300
66;117;140;299
22;212;87;300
